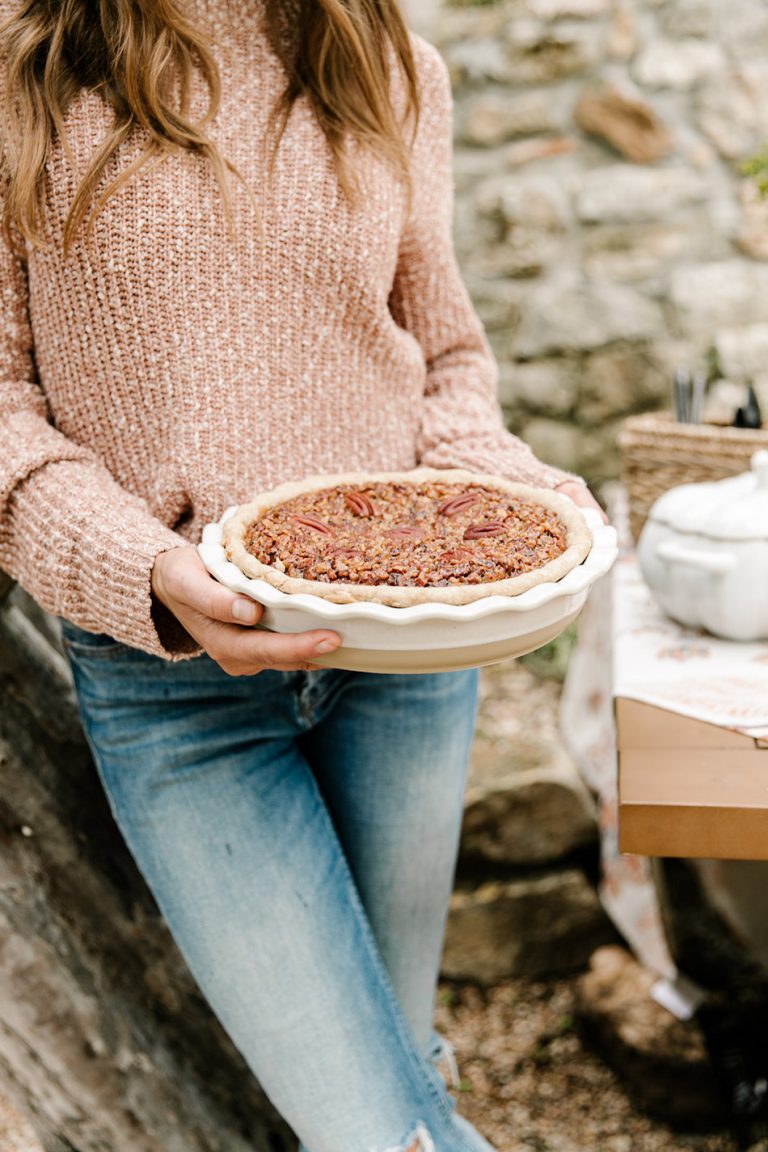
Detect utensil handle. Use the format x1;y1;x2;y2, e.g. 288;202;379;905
656;541;736;574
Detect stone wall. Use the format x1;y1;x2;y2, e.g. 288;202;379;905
412;0;768;486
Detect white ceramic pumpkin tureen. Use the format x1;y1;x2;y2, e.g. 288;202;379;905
638;451;768;641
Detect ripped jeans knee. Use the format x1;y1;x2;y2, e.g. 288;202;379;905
383;1121;436;1152
376;1035;460;1152
425;1030;460;1093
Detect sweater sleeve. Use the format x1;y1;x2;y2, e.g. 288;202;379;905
390;42;584;490
0;229;198;659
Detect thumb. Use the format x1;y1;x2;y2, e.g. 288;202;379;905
178;554;265;625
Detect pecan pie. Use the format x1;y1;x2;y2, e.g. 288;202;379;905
222;468;592;607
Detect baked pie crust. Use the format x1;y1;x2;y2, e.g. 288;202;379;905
222;468;592;608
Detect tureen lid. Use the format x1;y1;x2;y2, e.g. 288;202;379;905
648;450;768;541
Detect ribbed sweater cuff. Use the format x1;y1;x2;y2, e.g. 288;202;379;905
6;462;202;661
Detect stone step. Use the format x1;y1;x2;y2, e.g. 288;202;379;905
443;870;617;983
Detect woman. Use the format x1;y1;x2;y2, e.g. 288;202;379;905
0;1;601;1149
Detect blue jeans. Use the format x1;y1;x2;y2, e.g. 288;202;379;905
61;622;492;1152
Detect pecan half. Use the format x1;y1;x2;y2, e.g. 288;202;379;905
344;491;376;517
386;524;423;539
290;514;333;536
463;521;506;540
437;492;481;517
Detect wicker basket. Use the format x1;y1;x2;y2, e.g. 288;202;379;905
619;411;768;541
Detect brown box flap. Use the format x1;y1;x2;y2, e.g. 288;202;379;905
615;698;760;751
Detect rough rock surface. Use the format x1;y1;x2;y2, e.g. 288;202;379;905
0;1094;41;1152
464;659;597;865
461;765;597;865
446;650;612;984
575;82;674;163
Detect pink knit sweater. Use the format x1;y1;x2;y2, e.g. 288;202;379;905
0;0;577;658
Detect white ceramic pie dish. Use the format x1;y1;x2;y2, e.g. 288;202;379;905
198;505;617;674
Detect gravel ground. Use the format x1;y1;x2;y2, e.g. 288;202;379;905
436;976;746;1152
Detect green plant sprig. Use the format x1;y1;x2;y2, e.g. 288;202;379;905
743;149;768;197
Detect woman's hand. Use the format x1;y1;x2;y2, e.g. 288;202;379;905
555;480;609;524
151;546;341;675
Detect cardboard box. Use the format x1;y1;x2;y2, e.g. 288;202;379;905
616;698;768;860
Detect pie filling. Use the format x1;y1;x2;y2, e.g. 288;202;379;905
241;481;569;588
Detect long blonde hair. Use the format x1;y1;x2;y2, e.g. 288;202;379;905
0;0;420;251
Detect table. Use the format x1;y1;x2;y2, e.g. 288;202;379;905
561;489;768;981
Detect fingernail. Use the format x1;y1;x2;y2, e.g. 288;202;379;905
315;638;340;655
232;599;258;624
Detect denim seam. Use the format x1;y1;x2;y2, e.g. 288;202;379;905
63;639;138;660
296;669;350;730
321;809;477;1151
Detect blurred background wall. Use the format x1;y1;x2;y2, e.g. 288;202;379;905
401;0;768;489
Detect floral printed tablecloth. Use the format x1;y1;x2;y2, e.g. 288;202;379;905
560;488;768;985
612;554;768;743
